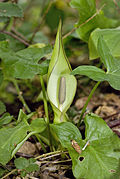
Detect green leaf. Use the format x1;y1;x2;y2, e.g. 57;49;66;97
47;20;77;123
89;27;120;59
70;0;118;42
30;118;47;133
51;114;120;179
71;65;107;81
0;101;6;115
73;113;120;179
0;113;13;127
72;36;120;90
0;2;23;17
14;157;39;172
98;36;120;90
0;43;51;79
50;122;82;148
0;121;30;165
15;157;29;169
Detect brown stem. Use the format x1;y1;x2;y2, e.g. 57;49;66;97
11;27;29;43
63;4;105;39
0;30;30;46
107;119;120;128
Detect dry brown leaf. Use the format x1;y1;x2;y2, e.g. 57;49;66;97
18;141;36;155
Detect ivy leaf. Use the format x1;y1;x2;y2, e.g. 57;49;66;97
72;36;120;90
51;114;120;179
47;20;77;123
0;121;30;165
0;2;23;17
70;0;117;42
89;27;120;59
0;101;6;115
0;42;51;79
14;157;39;173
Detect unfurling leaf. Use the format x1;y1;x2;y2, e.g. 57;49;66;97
47;20;77;123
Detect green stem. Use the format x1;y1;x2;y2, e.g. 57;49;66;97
1;169;17;179
40;76;49;123
40;76;52;150
77;81;101;127
35;150;65;160
12;79;31;113
35;134;47;153
12;131;36;157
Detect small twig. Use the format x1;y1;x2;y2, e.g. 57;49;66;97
38;151;68;161
107;119;120;128
1;169;17;179
103;112;120;120
113;0;120;10
2;19;11;31
63;4;105;39
35;150;67;160
30;0;53;42
0;30;29;46
11;27;29;43
40;159;71;164
12;79;31;113
15;152;34;158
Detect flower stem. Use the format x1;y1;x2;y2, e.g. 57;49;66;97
40;76;49;123
39;76;52;150
77;81;101;127
12;79;31;113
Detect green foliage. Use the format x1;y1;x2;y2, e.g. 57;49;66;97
0;113;47;165
0;101;6;115
30;118;47;133
47;20;77;123
0;1;120;178
0;168;6;177
0;113;13;128
45;3;65;31
0;69;3;85
0;41;51;79
14;157;39;177
0;2;23;17
72;36;120;90
0;121;29;165
51;113;120;179
70;0;118;42
89;27;120;59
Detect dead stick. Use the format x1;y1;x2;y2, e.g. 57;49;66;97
107;119;120;128
63;4;105;39
0;30;29;46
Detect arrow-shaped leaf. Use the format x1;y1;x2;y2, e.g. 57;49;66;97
72;36;120;90
51;113;120;179
89;27;120;60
